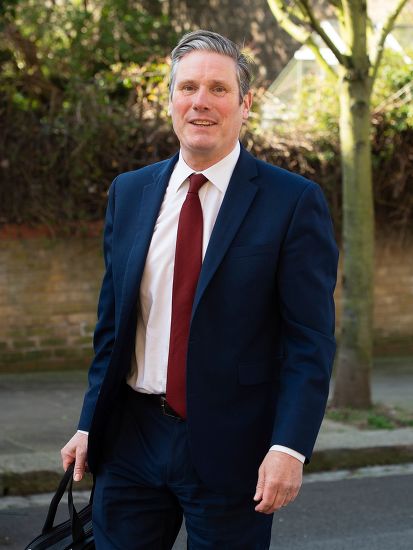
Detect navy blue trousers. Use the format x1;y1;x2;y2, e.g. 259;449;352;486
92;385;273;549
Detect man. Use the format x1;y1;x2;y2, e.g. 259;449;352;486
61;30;338;549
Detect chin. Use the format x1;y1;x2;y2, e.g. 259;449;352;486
186;138;216;152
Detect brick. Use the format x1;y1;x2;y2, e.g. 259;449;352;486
8;327;53;338
67;313;92;324
40;337;67;347
11;339;38;350
54;348;91;359
24;349;54;360
72;337;93;346
0;352;25;364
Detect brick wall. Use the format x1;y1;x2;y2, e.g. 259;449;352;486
329;240;413;355
0;238;102;371
0;237;412;372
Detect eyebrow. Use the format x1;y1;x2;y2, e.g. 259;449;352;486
177;79;230;88
177;79;196;86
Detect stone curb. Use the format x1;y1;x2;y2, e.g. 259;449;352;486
1;445;413;496
0;470;94;497
309;444;413;472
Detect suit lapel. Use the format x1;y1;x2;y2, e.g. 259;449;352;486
119;154;179;327
118;147;259;329
192;147;258;320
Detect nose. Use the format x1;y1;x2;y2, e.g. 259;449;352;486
192;86;210;110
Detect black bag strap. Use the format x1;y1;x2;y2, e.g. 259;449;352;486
42;463;90;544
89;473;96;505
67;474;86;544
42;463;75;534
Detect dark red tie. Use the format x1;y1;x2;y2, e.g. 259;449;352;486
166;173;208;418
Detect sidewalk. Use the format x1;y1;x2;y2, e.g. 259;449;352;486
1;358;412;495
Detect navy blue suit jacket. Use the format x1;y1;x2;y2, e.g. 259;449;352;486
79;145;338;493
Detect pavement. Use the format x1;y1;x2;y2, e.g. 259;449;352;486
3;466;413;549
0;357;412;495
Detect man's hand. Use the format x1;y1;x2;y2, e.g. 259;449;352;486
60;432;88;482
254;451;303;514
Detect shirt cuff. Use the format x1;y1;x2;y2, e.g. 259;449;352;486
77;430;89;436
269;445;305;463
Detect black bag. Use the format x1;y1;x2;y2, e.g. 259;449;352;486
25;463;94;549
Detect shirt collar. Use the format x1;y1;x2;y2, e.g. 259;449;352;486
169;141;241;194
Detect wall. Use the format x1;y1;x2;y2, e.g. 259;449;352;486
332;240;413;355
0;238;102;371
0;237;412;372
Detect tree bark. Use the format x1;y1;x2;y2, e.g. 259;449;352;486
332;67;374;408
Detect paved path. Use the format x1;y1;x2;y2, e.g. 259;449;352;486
2;466;412;549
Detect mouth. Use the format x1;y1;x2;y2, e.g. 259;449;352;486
189;120;217;127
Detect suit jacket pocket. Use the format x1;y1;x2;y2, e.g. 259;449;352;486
237;359;282;385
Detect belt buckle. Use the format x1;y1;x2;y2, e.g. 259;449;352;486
160;396;182;420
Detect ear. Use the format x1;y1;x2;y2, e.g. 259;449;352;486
242;90;253;121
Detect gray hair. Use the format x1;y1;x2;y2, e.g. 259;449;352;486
169;30;254;104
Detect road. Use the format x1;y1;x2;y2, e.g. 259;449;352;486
1;467;412;549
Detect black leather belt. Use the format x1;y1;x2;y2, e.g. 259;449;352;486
158;395;183;420
128;388;183;421
125;384;184;421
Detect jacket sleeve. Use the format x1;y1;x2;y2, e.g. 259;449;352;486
78;178;117;431
272;181;339;462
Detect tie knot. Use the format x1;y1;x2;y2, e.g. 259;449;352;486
188;173;208;194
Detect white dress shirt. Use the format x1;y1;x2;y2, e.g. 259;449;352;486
127;143;239;393
123;141;305;464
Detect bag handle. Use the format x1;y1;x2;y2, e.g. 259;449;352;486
67;474;87;544
42;462;89;544
42;463;75;533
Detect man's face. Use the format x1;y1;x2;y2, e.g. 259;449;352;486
169;50;252;170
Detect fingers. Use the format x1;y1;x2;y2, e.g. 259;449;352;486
254;479;300;514
254;478;278;514
254;486;274;513
254;452;303;514
61;443;75;472
253;467;265;503
74;445;87;482
60;432;88;481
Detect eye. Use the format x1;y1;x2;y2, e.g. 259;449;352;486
182;84;196;93
213;86;226;95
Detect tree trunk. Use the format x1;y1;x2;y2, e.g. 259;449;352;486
332;69;374;408
265;0;407;409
